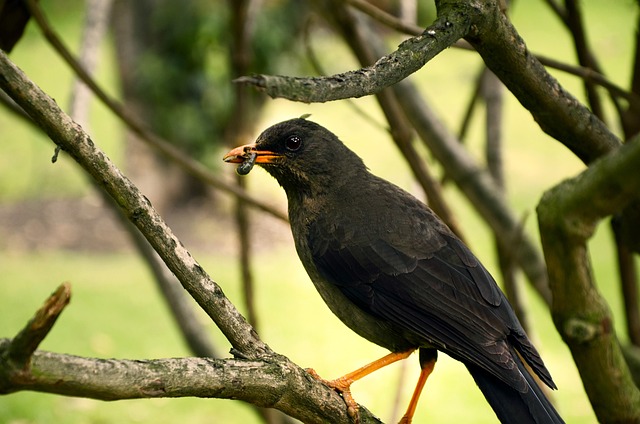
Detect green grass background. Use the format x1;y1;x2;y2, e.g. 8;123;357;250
1;0;638;423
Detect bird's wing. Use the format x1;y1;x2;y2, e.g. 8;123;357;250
309;221;545;392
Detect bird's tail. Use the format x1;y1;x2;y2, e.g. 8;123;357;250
465;355;564;424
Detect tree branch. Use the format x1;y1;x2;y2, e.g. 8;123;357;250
350;0;640;112
537;135;640;422
461;0;622;164
0;337;383;423
0;49;265;359
2;284;70;372
234;10;467;102
238;0;624;165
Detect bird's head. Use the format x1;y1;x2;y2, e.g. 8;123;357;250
223;118;366;197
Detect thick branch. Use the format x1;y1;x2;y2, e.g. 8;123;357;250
537;136;640;423
0;339;380;424
461;0;621;164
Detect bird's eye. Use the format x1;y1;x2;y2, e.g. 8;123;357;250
285;135;302;152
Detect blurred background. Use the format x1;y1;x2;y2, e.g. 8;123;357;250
0;0;637;423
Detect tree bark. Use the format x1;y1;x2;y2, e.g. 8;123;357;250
537;136;640;423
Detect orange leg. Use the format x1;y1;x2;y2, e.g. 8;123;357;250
398;349;437;424
307;349;415;420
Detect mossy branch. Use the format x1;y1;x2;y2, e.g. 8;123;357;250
537;136;640;423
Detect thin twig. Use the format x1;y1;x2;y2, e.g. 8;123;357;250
0;89;29;121
457;67;484;144
344;0;425;37
68;0;113;129
227;0;261;331
564;0;604;119
620;11;640;138
6;284;71;370
542;0;568;24
535;54;640;111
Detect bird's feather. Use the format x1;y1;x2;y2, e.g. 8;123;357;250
308;176;555;392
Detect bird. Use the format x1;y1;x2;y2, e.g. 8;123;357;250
223;117;564;424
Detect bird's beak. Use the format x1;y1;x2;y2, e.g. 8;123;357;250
223;143;281;164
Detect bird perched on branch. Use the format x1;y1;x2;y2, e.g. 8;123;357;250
224;117;564;424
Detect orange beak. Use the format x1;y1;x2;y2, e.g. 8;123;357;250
223;143;281;164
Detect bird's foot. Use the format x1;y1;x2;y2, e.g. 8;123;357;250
306;368;360;422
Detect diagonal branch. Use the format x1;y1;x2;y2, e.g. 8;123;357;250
462;0;621;164
0;49;265;359
3;284;71;371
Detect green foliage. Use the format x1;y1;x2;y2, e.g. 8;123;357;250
129;0;310;155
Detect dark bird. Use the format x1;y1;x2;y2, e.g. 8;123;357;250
224;117;564;424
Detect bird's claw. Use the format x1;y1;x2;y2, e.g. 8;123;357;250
306;368;360;423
